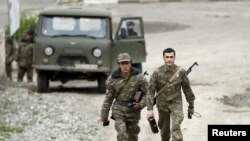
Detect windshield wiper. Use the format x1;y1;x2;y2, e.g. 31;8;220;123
50;34;97;39
74;34;97;39
51;34;75;38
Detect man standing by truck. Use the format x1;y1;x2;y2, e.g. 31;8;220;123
16;29;34;82
5;32;15;81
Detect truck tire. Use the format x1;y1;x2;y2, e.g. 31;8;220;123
37;71;49;93
98;75;107;93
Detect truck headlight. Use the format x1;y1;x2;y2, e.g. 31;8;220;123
44;47;54;56
93;48;102;58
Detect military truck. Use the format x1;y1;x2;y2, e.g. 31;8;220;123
34;7;146;93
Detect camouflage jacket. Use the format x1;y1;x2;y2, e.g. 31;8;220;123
147;64;195;111
101;67;148;120
17;42;34;68
5;38;15;64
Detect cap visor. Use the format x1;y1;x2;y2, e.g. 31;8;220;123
118;59;131;63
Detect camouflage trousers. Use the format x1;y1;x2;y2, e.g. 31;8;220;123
158;100;184;141
114;117;140;141
5;63;12;80
18;66;33;82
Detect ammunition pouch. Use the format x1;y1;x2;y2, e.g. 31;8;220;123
148;117;159;134
188;106;194;119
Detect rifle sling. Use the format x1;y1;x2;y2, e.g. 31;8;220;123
154;67;182;99
115;76;135;100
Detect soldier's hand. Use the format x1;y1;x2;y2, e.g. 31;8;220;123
16;61;19;66
132;102;141;110
147;110;154;119
102;117;110;126
188;106;194;114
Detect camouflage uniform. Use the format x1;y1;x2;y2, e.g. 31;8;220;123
147;64;195;141
17;41;34;82
101;67;148;141
5;37;15;80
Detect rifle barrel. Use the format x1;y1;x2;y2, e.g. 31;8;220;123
186;62;198;74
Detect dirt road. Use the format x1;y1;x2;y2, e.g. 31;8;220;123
1;1;250;141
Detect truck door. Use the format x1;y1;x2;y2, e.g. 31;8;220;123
112;17;146;72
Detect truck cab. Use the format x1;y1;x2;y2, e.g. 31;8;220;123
34;7;146;93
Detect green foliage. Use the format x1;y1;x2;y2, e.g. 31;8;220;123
4;12;38;41
0;121;24;139
0;126;24;133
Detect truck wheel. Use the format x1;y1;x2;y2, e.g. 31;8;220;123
98;75;107;93
37;71;49;93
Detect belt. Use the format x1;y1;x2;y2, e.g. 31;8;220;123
116;100;133;108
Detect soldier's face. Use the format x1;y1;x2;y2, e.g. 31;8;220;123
163;52;175;67
24;33;31;41
119;61;131;74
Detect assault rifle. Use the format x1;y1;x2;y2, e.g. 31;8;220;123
186;62;198;74
153;62;198;105
147;62;198;133
186;62;198;119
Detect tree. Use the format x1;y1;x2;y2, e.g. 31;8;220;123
5;12;37;42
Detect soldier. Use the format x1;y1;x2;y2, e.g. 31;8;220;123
5;33;15;81
146;48;195;141
101;53;148;141
16;31;34;82
126;21;138;36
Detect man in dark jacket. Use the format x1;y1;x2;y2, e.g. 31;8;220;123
127;21;138;36
101;53;148;141
16;31;34;82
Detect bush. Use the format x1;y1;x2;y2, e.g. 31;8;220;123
4;12;37;42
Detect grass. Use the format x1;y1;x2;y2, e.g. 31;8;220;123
0;126;24;133
0;100;18;115
0;122;24;140
0;100;29;139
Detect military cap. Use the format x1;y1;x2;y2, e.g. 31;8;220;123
117;53;132;63
127;21;135;27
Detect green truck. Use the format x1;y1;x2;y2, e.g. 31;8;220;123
34;7;147;93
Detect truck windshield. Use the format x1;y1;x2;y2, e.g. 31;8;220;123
41;16;108;38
